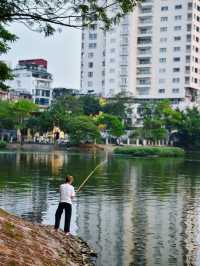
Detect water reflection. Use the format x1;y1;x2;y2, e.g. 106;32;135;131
1;151;200;265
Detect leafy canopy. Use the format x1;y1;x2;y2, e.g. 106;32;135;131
0;0;142;34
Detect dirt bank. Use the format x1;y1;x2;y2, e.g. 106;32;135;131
0;208;96;266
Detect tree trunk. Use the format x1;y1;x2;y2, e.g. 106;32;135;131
17;128;21;143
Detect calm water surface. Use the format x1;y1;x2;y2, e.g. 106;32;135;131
1;150;200;266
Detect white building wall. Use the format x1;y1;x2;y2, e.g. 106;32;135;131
81;0;200;105
7;68;53;106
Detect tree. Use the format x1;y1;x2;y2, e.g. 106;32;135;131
49;96;83;129
0;100;14;128
12;99;38;142
0;25;17;91
140;100;181;142
176;107;200;148
96;113;124;137
0;0;142;33
102;98;126;119
80;95;101;116
67;115;100;144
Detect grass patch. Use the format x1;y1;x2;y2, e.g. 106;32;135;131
114;146;185;157
0;140;7;149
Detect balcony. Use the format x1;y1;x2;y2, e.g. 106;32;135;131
139;6;153;15
137;57;152;65
137;67;151;75
137;37;152;45
138;16;153;25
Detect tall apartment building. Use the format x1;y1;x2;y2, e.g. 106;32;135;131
81;0;200;106
7;59;53;107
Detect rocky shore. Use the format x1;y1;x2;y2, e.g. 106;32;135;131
0;208;97;266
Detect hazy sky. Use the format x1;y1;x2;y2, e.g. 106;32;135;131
2;23;82;89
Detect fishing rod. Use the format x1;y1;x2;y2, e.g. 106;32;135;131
76;159;107;193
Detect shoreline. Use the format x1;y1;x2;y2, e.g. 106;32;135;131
0;208;97;266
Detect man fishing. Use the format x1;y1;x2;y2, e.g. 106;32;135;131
54;175;75;235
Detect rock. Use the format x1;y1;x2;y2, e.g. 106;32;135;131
0;208;97;266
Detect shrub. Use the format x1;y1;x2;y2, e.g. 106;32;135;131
0;140;7;149
114;146;185;157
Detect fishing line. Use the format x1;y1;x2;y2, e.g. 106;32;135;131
76;159;107;193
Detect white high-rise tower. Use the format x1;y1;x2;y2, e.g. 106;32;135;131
81;0;200;105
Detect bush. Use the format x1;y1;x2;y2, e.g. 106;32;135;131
0;140;7;149
114;146;185;157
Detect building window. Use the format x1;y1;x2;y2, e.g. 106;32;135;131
174;26;181;31
88;62;93;68
160;27;167;32
174;36;181;41
173;78;180;83
172;88;180;93
174;47;181;52
173;57;180;62
175;15;182;20
159;89;165;93
173;68;180;72
160;48;167;53
88;72;93;77
175;5;182;9
89;33;97;40
161;6;168;11
88;52;94;58
160;58;166;63
89;43;97;48
161;17;168;22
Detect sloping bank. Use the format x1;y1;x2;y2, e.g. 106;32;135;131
0;208;96;266
114;146;185;157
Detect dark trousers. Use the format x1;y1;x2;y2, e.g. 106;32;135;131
54;202;72;233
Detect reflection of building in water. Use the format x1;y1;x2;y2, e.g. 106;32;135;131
51;151;66;175
0;151;67;223
15;151;67;176
76;161;200;266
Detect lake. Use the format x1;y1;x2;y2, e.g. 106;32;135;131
0;149;200;266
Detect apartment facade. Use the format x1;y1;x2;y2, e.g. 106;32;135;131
81;0;200;105
7;59;53;107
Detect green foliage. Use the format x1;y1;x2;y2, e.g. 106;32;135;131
114;146;185;157
176;107;200;148
101;98;126;119
67;115;100;144
140;100;181;141
0;140;7;149
0;0;142;32
0;24;17;90
12;99;38;129
80;95;100;116
96;113;124;137
0;100;14;128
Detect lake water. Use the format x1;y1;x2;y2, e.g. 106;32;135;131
1;150;200;266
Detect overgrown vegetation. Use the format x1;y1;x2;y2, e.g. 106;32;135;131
0;140;7;149
114;147;185;157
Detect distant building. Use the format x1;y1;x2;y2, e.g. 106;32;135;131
52;87;79;100
81;0;200;108
6;59;53;107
